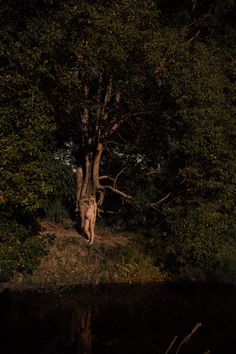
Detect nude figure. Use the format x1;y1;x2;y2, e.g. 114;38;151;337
84;196;97;245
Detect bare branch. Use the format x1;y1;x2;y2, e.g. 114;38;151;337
102;185;132;199
176;323;202;354
81;154;91;197
93;143;103;188
192;0;197;11
93;143;132;200
165;336;178;354
95;72;103;135
104;75;113;107
128;110;153;117
99;175;115;182
100;75;113;123
149;192;172;209
114;166;129;188
97;190;105;207
107;118;127;137
105;90;123;114
81;83;89;146
115;132;130;145
187;30;201;43
75;166;83;212
96;72;103;104
115;90;121;104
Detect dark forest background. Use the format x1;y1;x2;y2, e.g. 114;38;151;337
1;0;235;284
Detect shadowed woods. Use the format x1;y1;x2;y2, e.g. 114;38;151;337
0;282;236;354
1;0;236;288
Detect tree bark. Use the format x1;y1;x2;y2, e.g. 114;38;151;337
76;152;96;232
75;142;131;236
75;74;130;238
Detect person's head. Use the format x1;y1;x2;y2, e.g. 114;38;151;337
88;196;95;205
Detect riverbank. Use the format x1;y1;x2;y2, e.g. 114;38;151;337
0;219;166;292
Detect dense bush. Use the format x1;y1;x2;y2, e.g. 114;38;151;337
152;204;236;284
0;218;47;282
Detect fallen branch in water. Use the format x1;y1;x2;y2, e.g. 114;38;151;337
165;335;177;354
164;322;210;354
176;322;202;354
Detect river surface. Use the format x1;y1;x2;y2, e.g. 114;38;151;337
0;282;235;354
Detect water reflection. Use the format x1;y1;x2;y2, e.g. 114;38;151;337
70;308;92;354
0;282;235;354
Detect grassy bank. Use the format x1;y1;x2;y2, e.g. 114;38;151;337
0;219;166;291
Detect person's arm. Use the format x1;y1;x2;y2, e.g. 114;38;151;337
94;199;97;226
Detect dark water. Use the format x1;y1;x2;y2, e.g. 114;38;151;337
0;282;236;354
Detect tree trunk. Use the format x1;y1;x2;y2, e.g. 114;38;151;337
75;142;131;238
75;75;131;238
76;151;96;233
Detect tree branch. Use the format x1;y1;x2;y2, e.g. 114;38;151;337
97;190;105;207
99;175;115;182
102;185;132;199
93;144;132;200
75;166;83;212
187;30;201;43
176;323;202;354
165;336;178;354
149;192;172;209
105;117;127;137
114;166;129;188
81;154;91;197
104;75;113;107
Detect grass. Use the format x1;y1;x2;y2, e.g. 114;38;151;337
0;219;165;291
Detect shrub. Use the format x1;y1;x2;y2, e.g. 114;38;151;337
155;204;236;284
44;199;69;223
0;218;47;282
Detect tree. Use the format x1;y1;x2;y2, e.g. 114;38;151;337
0;0;63;279
23;0;165;233
146;0;236;280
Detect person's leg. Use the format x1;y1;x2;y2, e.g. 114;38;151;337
84;218;90;242
88;220;95;245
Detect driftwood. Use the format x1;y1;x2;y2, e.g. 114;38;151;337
165;323;210;354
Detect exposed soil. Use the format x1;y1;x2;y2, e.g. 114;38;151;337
1;219;165;291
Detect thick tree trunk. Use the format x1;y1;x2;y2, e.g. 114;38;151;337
76;155;95;229
75;141;132;238
75;75;131;241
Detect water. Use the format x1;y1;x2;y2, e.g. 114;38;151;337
0;282;236;354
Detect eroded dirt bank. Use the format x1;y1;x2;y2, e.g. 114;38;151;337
0;220;166;291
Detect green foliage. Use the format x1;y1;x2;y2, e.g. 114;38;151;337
0;218;47;282
0;0;235;284
45;199;69;223
149;33;236;283
0;20;59;282
86;238;157;281
156;203;236;283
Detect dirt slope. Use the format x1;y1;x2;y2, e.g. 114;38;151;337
2;219;165;290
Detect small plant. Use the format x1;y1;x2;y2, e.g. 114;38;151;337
62;236;81;247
